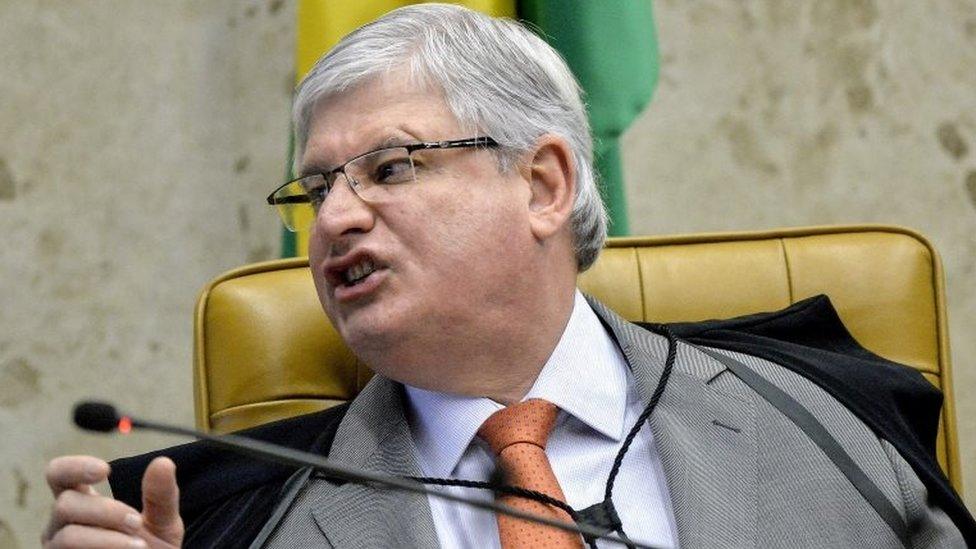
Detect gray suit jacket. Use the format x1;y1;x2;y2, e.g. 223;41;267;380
266;299;964;548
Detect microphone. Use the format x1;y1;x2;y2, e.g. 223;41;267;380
73;400;657;548
74;401;129;432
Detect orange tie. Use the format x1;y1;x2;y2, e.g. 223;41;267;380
477;399;584;548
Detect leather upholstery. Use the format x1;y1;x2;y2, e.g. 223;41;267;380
193;224;961;491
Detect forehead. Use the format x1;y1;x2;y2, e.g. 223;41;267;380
301;75;461;170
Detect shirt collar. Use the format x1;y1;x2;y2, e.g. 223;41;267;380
405;291;630;477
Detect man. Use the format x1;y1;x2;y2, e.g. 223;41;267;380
43;4;971;548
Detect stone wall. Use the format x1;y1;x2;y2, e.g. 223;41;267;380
624;0;975;518
0;1;972;546
0;1;292;546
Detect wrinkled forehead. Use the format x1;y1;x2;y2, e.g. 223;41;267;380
300;73;461;169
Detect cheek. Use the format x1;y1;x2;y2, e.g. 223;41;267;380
307;228;334;303
416;193;528;280
413;189;495;244
381;162;531;281
307;231;326;279
307;227;323;257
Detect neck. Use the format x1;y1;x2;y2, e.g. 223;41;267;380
363;281;578;403
464;285;578;405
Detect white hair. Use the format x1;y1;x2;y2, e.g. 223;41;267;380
293;3;607;270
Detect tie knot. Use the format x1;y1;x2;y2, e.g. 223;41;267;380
477;398;560;455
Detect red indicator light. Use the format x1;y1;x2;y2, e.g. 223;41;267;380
118;416;132;434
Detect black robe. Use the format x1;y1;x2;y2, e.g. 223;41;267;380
109;295;976;547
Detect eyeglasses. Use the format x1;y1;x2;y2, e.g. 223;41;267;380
267;136;499;232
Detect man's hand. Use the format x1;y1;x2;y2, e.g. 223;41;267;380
42;455;184;548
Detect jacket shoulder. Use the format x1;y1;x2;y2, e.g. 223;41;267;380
642;295;975;544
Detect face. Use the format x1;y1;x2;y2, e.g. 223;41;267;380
302;75;536;387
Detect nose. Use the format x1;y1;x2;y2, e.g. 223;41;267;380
313;173;376;241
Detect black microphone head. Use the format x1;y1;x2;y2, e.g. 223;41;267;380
74;401;121;432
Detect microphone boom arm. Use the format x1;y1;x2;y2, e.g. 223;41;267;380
117;415;657;548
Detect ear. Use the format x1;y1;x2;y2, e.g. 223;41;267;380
524;135;576;241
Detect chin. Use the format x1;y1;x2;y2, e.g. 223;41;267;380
335;307;406;361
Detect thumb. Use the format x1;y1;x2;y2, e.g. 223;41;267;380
141;456;184;545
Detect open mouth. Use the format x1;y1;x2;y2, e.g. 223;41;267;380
325;252;388;301
342;258;377;287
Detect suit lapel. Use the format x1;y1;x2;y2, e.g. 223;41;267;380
293;297;760;548
307;376;439;548
588;298;759;548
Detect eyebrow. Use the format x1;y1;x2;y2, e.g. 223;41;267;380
299;135;417;178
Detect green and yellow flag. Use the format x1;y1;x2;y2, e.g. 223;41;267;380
519;0;659;236
283;0;657;256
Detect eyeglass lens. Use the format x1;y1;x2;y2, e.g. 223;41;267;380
273;147;416;232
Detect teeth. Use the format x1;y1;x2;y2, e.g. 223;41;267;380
344;258;376;284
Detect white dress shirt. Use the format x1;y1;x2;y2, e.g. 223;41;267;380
405;291;678;548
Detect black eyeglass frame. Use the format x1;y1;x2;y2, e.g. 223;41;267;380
266;136;500;207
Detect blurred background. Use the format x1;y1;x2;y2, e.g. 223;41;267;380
1;1;974;546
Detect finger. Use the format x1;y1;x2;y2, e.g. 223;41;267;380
141;457;183;544
45;456;110;497
44;489;142;543
47;523;147;549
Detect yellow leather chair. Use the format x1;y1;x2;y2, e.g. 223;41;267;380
193;224;962;492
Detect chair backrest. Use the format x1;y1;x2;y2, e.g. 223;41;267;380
193;224;961;491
